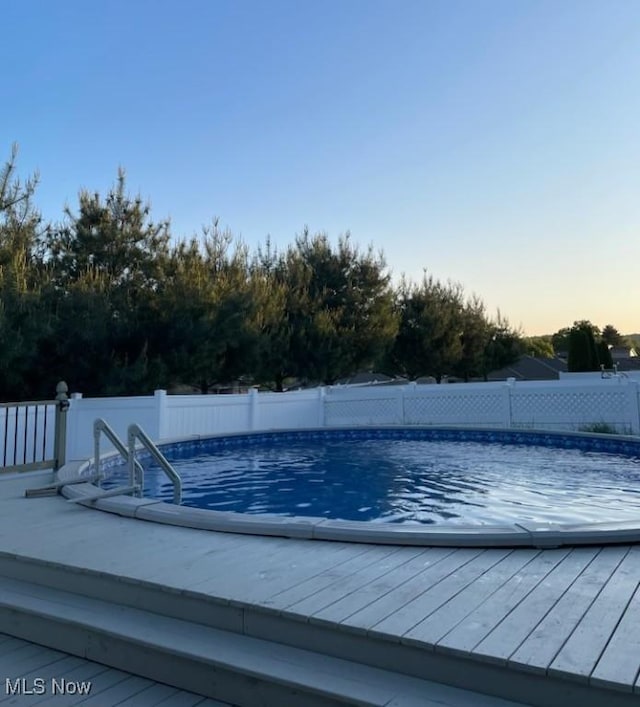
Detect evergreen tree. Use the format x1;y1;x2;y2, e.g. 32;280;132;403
158;224;255;393
601;324;623;347
388;275;464;382
597;340;614;369
42;172;172;394
482;312;525;377
453;295;490;381
0;145;51;399
272;230;398;386
524;336;555;358
567;323;600;372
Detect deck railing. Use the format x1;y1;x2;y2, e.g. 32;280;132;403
0;382;69;473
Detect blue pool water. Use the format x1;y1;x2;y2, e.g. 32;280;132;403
105;429;640;525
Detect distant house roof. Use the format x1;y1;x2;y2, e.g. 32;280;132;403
486;355;567;381
336;372;395;385
614;357;640;371
610;346;637;359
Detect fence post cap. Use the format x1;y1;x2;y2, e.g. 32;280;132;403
55;381;69;399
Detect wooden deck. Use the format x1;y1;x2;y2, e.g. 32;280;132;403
1;472;640;705
0;633;230;706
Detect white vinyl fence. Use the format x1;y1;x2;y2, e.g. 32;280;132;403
66;388;325;460
64;377;640;462
325;378;640;434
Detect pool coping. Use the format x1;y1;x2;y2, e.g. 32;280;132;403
58;427;640;548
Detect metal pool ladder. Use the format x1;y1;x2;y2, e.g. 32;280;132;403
91;419;182;505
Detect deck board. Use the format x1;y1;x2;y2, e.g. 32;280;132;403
279;546;422;619
3;473;640;698
298;548;439;623
256;542;380;609
370;549;513;640
589;571;640;691
401;549;540;646
0;633;229;706
472;547;600;664
433;549;571;656
549;545;640;683
343;548;482;635
507;545;628;674
185;538;372;601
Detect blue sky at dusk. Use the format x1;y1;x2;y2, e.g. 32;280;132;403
3;0;639;335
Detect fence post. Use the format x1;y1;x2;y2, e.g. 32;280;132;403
398;386;406;425
318;387;326;427
626;380;640;435
249;388;259;430
503;378;515;429
154;389;167;440
53;381;69;470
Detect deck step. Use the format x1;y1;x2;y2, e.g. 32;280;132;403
0;575;524;707
0;552;636;707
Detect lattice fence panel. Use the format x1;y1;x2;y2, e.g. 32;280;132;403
510;389;628;430
405;391;504;426
325;397;401;425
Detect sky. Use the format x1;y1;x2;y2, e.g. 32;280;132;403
3;0;640;336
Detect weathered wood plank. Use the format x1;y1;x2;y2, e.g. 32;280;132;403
286;546;426;621
292;548;443;624
4;477;640;694
508;546;627;673
590;579;640;690
195;544;402;605
372;549;512;640
549;546;640;682
436;548;571;655
1;644;68;679
79;675;154;705
0;656;87;704
35;667;132;705
144;533;296;590
114;683;180;706
0;634;231;706
0;636;28;655
344;548;483;635
168;536;364;599
473;547;600;664
1;643;55;670
402;549;540;645
154;694;220;707
256;543;380;609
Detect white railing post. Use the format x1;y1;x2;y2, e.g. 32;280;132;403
318;386;326;427
67;392;82;461
154;389;167;440
249;388;259;430
626;380;640;435
398;386;406;425
503;378;515;429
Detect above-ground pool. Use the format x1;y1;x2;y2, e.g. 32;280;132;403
86;428;640;547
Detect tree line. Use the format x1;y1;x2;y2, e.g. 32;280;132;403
524;322;632;372
2;148;528;400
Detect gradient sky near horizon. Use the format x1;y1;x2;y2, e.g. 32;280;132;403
3;0;639;336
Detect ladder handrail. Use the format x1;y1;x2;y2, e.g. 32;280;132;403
127;423;182;505
93;419;144;493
